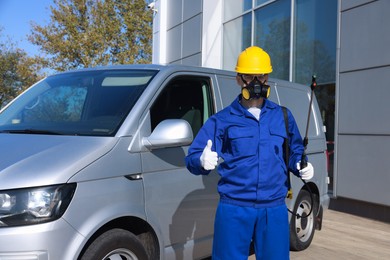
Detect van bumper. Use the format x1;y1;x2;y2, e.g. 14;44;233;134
0;218;84;260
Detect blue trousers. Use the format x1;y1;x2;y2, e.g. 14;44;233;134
212;202;290;260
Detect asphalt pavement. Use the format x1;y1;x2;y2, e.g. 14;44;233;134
249;209;390;259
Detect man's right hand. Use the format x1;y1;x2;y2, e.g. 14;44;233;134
200;140;218;170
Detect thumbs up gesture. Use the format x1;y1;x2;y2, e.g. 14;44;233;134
200;140;218;170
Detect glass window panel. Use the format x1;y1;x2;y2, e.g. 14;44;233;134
150;76;213;137
223;13;252;71
294;0;337;190
256;0;271;6
0;70;155;136
224;0;252;21
254;0;290;80
294;0;337;85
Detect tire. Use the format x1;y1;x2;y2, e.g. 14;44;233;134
289;189;316;251
80;229;148;260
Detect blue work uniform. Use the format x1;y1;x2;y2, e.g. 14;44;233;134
185;96;304;260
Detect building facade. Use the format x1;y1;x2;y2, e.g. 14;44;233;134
335;0;390;220
150;0;389;221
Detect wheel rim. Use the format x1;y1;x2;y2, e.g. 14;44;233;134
294;199;314;243
103;248;139;260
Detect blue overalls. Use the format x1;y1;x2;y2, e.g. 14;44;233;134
185;96;304;259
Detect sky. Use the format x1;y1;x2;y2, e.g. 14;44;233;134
0;0;53;56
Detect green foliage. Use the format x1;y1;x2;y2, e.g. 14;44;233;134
29;0;153;71
0;36;47;107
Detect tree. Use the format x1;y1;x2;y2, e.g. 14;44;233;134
0;34;47;107
29;0;153;71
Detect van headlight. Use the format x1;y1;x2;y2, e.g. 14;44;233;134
0;183;76;227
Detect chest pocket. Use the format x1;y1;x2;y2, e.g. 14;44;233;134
269;127;287;161
227;127;258;157
269;127;287;144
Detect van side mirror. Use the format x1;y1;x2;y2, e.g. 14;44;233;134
142;119;193;149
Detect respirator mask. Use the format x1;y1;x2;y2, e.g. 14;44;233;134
240;74;270;100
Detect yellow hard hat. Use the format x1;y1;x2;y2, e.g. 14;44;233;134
235;46;273;74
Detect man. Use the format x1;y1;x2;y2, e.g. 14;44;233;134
185;46;314;259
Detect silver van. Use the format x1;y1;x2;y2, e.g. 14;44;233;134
0;64;329;259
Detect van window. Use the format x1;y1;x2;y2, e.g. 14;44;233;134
23;85;87;123
150;76;213;137
0;70;157;136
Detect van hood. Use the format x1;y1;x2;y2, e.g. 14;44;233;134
0;134;118;190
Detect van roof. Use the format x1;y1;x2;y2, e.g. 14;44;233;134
49;64;309;91
51;64;236;76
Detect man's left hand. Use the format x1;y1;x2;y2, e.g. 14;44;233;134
297;162;314;180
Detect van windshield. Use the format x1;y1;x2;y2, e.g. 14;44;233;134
0;69;157;136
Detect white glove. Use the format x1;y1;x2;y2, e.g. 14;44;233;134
297;161;314;180
200;140;218;170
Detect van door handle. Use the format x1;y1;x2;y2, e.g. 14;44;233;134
125;173;143;180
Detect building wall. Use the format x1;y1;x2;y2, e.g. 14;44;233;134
201;0;223;69
152;0;204;66
335;0;390;206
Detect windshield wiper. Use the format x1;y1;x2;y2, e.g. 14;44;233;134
0;129;64;135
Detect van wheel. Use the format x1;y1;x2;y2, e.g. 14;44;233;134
80;229;148;260
290;189;316;251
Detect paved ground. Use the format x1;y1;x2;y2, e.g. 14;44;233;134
249;209;390;259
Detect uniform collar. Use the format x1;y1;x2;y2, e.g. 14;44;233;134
230;95;277;116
